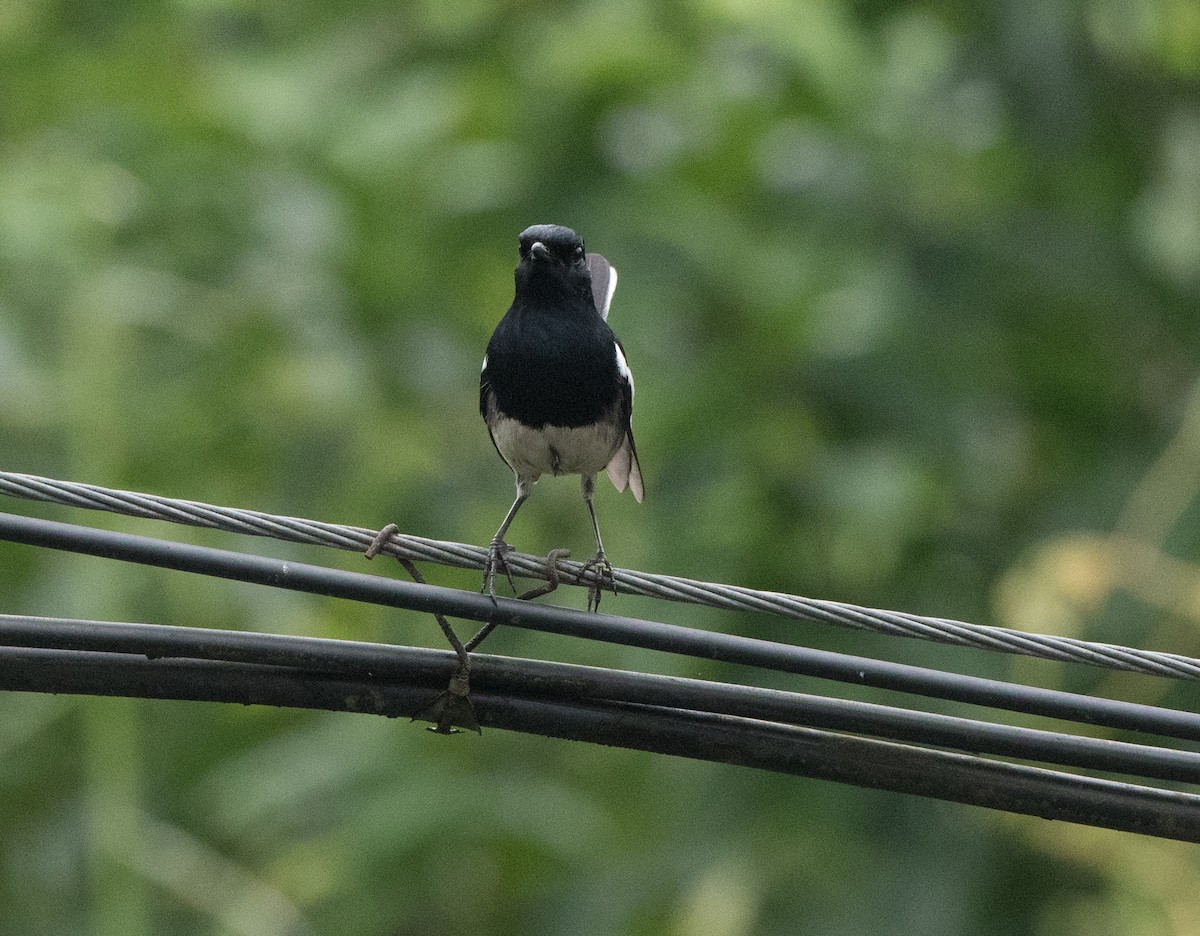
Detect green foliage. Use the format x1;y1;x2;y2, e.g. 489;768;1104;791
3;0;1200;932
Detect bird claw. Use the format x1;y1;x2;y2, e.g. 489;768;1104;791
481;538;517;601
580;550;616;613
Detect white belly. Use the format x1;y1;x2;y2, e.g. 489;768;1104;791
490;416;622;481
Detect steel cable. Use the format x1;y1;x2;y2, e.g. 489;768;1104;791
1;470;1197;679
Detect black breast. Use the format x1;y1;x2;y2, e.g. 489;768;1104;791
485;301;619;429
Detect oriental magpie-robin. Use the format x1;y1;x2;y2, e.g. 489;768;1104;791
480;224;643;608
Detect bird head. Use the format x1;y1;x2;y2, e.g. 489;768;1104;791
514;224;610;311
517;224;588;274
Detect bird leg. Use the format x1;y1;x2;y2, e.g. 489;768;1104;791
580;475;617;612
482;481;531;600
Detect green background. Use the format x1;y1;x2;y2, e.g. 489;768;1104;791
3;0;1200;933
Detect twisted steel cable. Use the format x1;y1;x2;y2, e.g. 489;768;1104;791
2;470;1197;680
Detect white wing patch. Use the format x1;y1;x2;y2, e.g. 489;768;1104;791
615;343;634;403
481;354;488;372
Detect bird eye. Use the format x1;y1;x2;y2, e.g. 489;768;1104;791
573;245;584;259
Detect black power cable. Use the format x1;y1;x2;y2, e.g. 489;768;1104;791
2;613;1199;784
5;510;1200;840
2;645;1198;841
1;510;1198;743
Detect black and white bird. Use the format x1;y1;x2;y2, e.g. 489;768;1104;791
480;224;643;607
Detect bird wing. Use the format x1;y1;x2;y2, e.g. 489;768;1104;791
480;353;513;470
605;340;644;502
479;353;490;420
586;253;617;321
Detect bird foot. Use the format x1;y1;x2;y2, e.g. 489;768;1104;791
579;550;616;613
481;537;517;601
414;663;480;735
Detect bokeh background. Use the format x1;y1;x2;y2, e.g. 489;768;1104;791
3;0;1200;933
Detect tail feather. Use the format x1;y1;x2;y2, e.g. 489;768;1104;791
586;253;617;320
605;434;644;503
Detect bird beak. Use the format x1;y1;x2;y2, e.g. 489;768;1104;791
529;241;550;261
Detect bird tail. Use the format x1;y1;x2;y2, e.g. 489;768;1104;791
605;433;644;503
586;253;617;320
